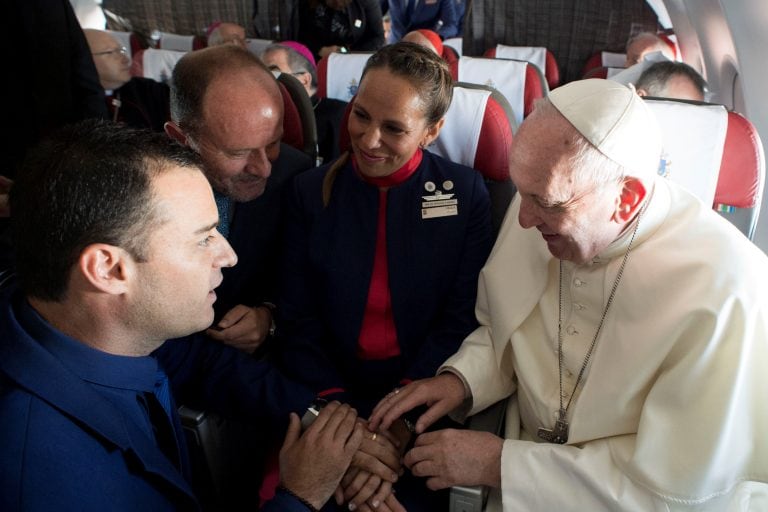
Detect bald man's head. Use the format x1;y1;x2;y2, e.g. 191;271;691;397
170;45;281;135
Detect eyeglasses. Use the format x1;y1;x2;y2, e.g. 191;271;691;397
92;46;129;58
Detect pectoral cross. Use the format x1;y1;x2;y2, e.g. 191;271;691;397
537;414;569;444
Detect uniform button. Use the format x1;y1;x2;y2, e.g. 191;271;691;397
574;278;584;287
566;325;578;335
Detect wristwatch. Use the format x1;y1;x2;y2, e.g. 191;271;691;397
301;398;328;431
260;302;277;337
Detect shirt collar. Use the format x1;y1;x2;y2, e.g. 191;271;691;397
15;298;158;393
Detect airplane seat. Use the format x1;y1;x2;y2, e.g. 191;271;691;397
275;79;306;157
484;44;560;89
441;44;460;66
443;37;463;56
449;56;545;127
316;52;374;102
715;111;765;240
131;48;186;83
156;32;197;52
276;72;318;163
581;50;626;78
338;81;516;237
643;97;765;240
583;66;625;80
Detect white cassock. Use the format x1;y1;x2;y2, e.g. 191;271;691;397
442;177;768;511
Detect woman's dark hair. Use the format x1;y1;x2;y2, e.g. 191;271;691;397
360;41;453;126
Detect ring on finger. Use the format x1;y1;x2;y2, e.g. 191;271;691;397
371;432;378;441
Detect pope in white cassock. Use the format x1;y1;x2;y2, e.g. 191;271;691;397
369;78;768;511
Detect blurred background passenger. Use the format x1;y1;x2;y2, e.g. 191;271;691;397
277;42;493;511
625;31;674;67
635;60;707;102
84;29;170;131
383;0;459;43
401;28;443;54
297;0;385;61
207;21;247;48
262;41;348;164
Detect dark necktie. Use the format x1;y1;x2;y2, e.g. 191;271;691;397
149;369;181;469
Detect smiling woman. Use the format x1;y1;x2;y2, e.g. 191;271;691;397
275;42;493;511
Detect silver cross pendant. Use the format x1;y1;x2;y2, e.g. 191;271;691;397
537;418;569;444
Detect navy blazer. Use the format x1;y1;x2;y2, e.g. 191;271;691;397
298;0;385;61
386;0;459;42
0;288;314;511
277;150;492;413
214;143;312;320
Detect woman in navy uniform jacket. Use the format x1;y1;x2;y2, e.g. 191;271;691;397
277;42;492;510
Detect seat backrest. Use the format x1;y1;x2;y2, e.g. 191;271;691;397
644;98;765;239
450;56;545;126
276;72;318;163
132;48;186;83
583;66;625;80
441;45;460;66
316;52;374;101
157;32;196;52
485;44;560;89
715;111;765;239
581;50;626;77
276;79;306;157
443;37;463;56
338;82;516;237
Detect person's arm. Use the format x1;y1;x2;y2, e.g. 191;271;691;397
276;171;349;400
435;0;459;39
153;333;315;437
352;0;385;51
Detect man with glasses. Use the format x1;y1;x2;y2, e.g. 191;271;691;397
261;41;347;164
84;29;170;132
165;45;313;354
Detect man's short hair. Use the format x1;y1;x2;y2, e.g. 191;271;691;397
170;45;272;136
263;44;318;89
10;119;203;301
635;61;708;98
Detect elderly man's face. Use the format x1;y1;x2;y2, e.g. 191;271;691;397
190;71;283;202
510;114;625;264
85;30;132;90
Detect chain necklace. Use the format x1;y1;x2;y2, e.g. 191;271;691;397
537;203;646;444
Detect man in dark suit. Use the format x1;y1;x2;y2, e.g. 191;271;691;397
165;45;313;354
261;41;348;165
84;29;170;132
0;120;362;511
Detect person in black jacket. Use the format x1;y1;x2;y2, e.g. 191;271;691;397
85;29;170;132
297;0;385;61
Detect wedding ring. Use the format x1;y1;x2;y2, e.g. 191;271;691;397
371;433;378;441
